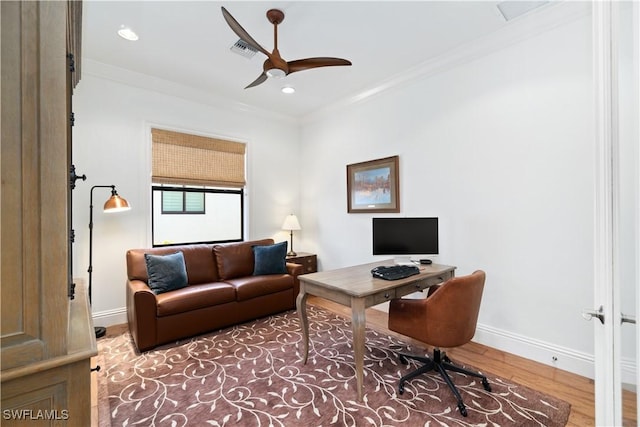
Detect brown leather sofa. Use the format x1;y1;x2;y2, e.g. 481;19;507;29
126;239;304;352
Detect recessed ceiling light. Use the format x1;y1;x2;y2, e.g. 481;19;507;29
281;86;295;94
117;26;139;41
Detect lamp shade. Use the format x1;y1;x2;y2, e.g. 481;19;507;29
281;214;301;231
104;190;131;213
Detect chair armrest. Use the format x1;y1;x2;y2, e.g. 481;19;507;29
426;284;441;297
126;279;158;351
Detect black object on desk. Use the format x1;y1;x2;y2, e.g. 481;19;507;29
371;265;420;281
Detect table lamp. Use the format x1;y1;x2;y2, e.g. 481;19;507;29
281;214;301;257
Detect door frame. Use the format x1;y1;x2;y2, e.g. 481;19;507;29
592;1;640;424
593;1;619;424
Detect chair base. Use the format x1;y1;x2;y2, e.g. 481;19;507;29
397;348;491;417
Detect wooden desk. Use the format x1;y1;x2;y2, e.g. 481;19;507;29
296;260;456;401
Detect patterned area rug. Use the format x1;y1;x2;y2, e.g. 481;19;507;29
98;306;570;426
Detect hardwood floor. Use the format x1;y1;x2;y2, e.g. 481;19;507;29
91;296;636;426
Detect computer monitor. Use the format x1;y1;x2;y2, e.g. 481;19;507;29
372;217;439;262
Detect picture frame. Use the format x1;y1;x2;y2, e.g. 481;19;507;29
347;155;400;213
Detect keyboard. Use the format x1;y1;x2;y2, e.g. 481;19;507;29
371;265;420;281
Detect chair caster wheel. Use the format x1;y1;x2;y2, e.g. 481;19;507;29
458;403;468;417
399;355;408;365
398;383;405;395
482;379;491;392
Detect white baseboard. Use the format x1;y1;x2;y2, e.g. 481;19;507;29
473;323;595;379
372;304;636;383
475;324;637;385
621;356;637;387
93;307;127;329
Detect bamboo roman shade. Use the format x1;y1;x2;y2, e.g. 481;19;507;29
151;128;246;187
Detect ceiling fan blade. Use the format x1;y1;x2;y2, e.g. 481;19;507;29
287;57;352;74
245;72;268;89
221;7;270;57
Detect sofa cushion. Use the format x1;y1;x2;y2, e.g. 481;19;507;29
178;244;219;284
252;241;288;275
156;282;236;316
225;274;293;302
145;252;188;294
213;239;274;280
127;244;218;284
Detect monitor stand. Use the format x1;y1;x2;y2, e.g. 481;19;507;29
393;256;414;266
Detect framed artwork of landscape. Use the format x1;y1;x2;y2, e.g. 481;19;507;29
347;155;400;213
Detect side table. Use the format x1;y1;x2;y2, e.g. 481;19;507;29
286;252;317;274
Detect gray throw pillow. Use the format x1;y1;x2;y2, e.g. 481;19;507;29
252;241;288;275
144;252;188;294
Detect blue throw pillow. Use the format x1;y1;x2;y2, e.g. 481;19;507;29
252;241;288;275
144;252;188;294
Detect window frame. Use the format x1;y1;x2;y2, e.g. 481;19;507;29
160;189;206;215
151;184;244;247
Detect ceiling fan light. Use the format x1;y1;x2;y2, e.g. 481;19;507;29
266;68;286;78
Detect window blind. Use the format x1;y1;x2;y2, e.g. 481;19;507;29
162;191;184;212
184;192;205;211
151;128;246;187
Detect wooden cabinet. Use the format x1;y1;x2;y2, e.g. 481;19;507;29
286;253;318;274
0;1;95;424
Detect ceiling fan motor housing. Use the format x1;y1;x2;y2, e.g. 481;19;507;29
264;51;288;77
266;9;285;25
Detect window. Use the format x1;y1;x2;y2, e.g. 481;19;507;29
152;185;243;246
161;190;205;214
151;128;246;247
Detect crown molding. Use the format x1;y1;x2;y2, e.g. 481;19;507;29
302;1;591;124
81;59;298;125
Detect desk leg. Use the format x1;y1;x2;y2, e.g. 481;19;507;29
297;285;309;364
351;297;366;401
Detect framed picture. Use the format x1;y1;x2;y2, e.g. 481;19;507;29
347;155;400;213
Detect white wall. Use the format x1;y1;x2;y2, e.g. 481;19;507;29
300;15;597;376
72;68;301;326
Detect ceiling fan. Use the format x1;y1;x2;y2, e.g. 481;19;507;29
221;6;352;89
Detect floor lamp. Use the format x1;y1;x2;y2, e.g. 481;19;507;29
89;185;131;338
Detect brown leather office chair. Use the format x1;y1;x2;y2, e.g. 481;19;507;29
388;270;489;417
